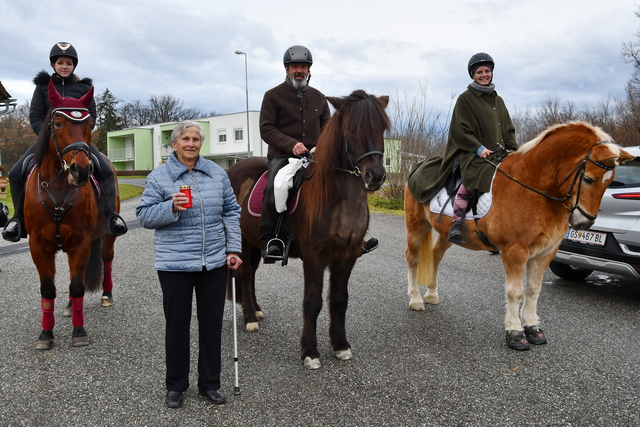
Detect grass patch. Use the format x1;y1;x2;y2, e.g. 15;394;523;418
368;193;404;216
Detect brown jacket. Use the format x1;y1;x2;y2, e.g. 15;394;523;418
259;81;331;160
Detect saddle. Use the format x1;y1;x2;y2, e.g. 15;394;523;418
247;170;302;218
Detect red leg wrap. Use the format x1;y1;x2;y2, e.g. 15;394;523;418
42;298;55;330
71;297;84;327
102;260;113;293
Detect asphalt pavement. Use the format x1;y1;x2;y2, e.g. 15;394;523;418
0;191;639;426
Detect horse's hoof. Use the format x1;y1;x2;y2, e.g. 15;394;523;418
303;357;321;370
101;296;114;307
36;330;54;350
335;348;352;360
524;326;547;345
72;326;89;347
62;301;72;317
255;310;264;320
72;336;89;347
409;300;425;311
424;292;439;305
506;330;530;351
245;322;259;332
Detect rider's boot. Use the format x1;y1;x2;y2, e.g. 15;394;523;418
2;177;26;242
98;175;127;237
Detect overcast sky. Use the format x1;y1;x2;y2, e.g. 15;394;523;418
2;0;639;124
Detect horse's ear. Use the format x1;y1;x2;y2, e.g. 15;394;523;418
377;95;389;109
593;144;635;167
327;96;343;110
47;80;63;109
79;86;94;108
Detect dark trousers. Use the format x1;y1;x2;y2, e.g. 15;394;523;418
158;266;227;392
258;157;290;249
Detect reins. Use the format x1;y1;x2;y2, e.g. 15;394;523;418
485;141;614;220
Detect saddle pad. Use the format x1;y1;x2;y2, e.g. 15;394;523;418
429;177;494;220
247;171;300;218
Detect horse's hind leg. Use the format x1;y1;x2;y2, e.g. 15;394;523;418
235;244;261;331
100;234;116;307
404;187;432;310
300;257;326;369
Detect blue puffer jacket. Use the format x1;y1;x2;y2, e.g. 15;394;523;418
136;152;242;272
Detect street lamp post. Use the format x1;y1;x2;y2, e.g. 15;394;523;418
235;50;251;158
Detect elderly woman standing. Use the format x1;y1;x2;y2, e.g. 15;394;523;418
136;121;242;408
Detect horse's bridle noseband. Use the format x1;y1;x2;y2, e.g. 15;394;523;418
336;133;384;177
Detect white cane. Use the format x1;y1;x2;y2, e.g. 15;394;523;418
229;257;241;395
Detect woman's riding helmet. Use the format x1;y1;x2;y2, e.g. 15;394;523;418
283;45;313;68
467;52;494;78
50;42;78;67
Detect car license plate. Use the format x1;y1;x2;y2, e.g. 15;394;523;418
564;228;607;246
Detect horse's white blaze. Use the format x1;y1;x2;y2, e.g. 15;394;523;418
303;357;321;370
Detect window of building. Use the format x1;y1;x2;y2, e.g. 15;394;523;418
218;130;227;143
234;128;243;141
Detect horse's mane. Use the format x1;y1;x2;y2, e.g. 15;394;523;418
305;90;390;223
33;108;53;166
518;120;613;155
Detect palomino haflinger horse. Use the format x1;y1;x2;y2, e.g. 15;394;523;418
404;121;633;350
25;80;121;350
226;90;390;369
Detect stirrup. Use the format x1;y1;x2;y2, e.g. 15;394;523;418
362;232;379;254
107;213;128;237
448;220;467;245
263;237;285;264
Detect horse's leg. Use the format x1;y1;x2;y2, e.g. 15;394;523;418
101;234;116;307
237;243;261;331
66;245;91;347
328;257;357;361
250;245;263;320
520;253;553;346
300;256;326;370
30;244;57;350
501;246;530;351
404;188;431;310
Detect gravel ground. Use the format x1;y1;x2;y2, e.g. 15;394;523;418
0;190;639;426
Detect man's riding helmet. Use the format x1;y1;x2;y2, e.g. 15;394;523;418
50;42;78;67
467;52;494;78
283;45;313;68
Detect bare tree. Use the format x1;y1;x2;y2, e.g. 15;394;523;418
0;103;34;168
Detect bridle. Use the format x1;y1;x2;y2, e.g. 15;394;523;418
490;141;615;221
335;133;384;177
37;107;93;248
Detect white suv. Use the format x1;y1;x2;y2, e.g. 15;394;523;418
549;146;640;280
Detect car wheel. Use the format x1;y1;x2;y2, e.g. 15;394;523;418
549;261;593;280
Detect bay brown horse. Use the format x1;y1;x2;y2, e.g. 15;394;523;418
404;121;633;350
227;90;390;369
25;80;120;350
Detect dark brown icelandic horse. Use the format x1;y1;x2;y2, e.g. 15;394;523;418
227;90;390;369
404;121;633;350
25;80;121;350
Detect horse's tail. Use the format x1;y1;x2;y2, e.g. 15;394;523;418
84;237;104;292
416;229;434;286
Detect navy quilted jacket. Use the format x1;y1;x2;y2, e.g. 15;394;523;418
136;152;242;272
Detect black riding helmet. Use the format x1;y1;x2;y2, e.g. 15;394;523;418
50;42;78;67
467;52;494;78
283;45;313;68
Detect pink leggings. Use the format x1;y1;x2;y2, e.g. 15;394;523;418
452;185;472;222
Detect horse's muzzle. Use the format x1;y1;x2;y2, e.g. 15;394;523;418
364;169;386;191
68;162;93;187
